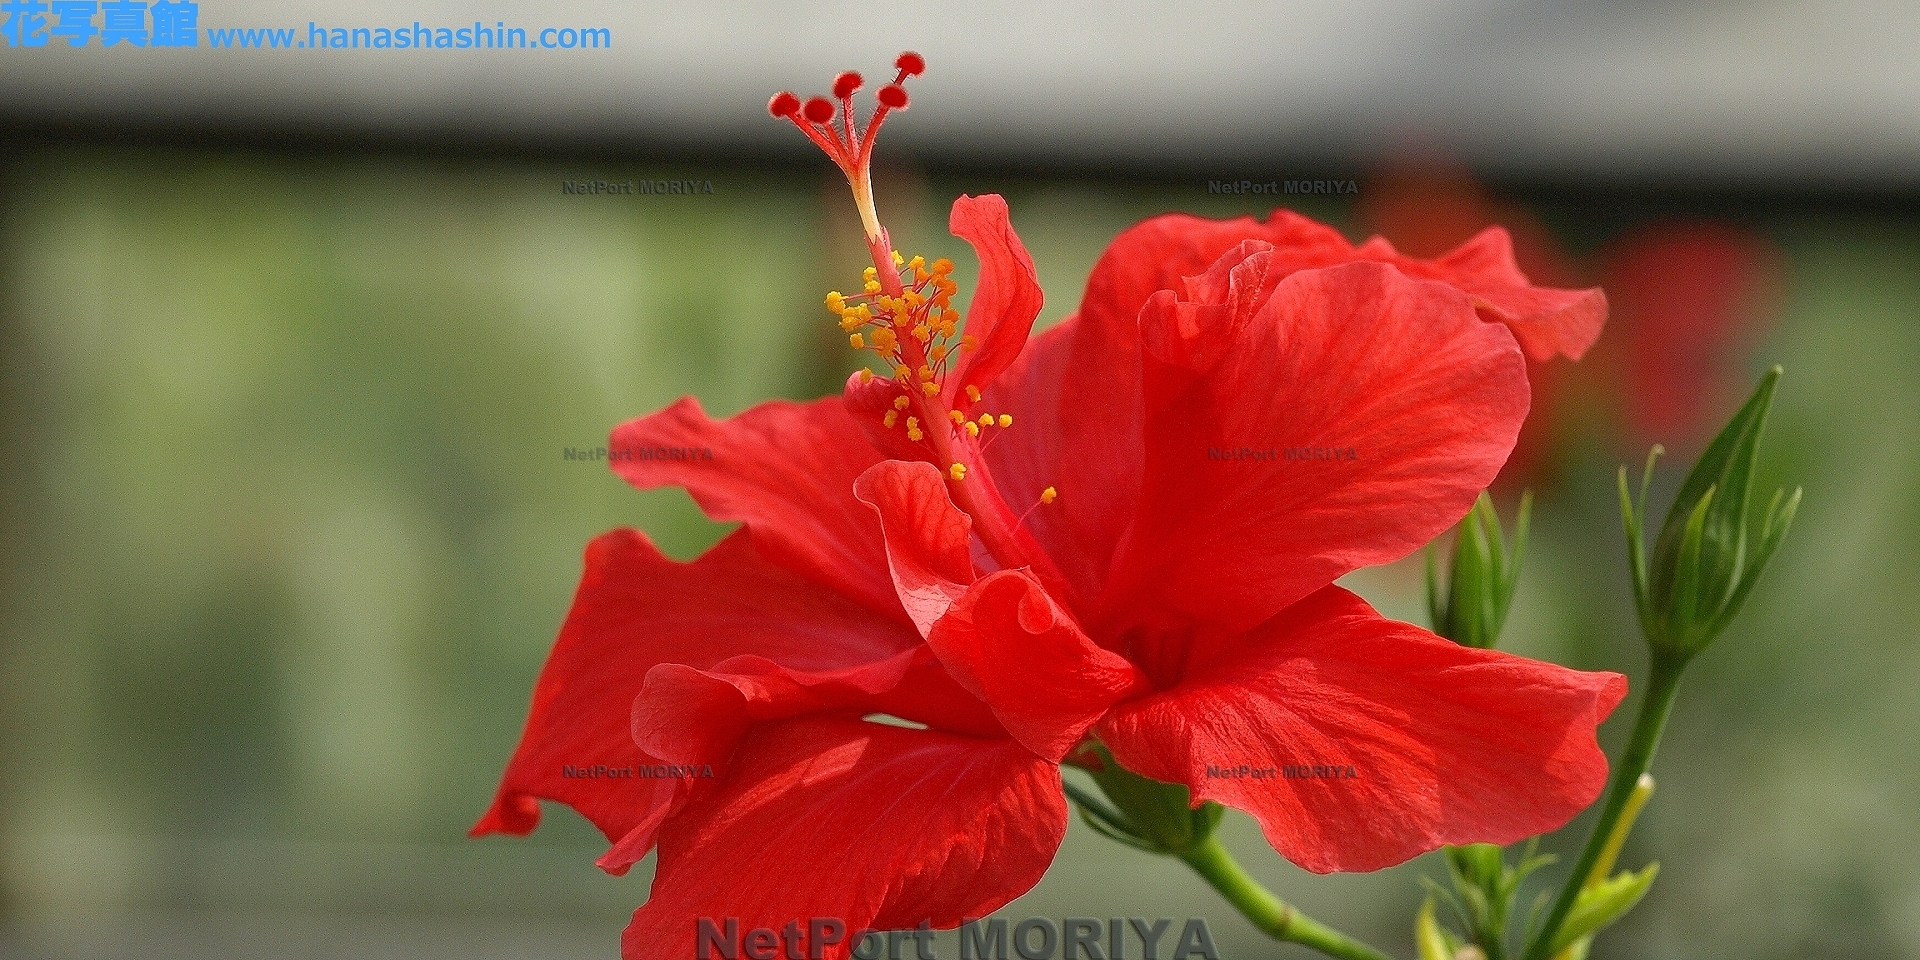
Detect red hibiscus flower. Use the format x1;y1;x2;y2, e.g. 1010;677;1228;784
1356;156;1599;492
475;55;1626;960
1600;220;1780;451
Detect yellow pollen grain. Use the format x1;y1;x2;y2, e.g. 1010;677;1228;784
949;410;965;424
893;395;910;411
997;414;1012;428
931;344;950;361
848;333;865;349
964;385;982;403
883;410;898;428
949;462;967;481
961;334;978;351
977;413;994;428
932;258;954;275
917;365;934;380
965;421;980;437
909;255;925;270
892;250;905;266
859;368;873;383
1040;486;1057;504
863;267;878;281
921;382;941;397
864;280;882;294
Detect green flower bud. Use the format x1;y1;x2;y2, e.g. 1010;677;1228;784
1063;744;1223;856
1620;366;1801;663
1427;492;1532;648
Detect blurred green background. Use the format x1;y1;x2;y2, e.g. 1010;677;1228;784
1;144;1916;960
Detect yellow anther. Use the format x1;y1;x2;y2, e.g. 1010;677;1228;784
941;309;960;325
1040;486;1057;504
908;255;925;270
921;381;942;397
902;291;924;309
965;421;980;437
961;334;979;351
872;328;898;352
931;344;950;361
893;395;911;411
917;365;934;380
906;418;924;442
964;385;982;403
949;462;967;481
892;250;905;266
997;414;1012;428
949;410;965;424
883;410;899;428
863;266;878;281
848;333;865;349
912;324;932;342
859;368;874;383
976;413;992;427
894;366;910;381
932;258;954;275
826;291;846;311
864;280;882;294
840;316;863;332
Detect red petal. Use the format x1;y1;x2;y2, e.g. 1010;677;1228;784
609;396;899;618
1104;259;1528;633
471;529;917;850
1391;228;1607;362
948;194;1045;398
852;460;975;635
622;717;1066;960
597;646;1004;874
1096;587;1627;873
927;570;1145;760
976;318;1111;607
1045;210;1504;616
1051;216;1323;602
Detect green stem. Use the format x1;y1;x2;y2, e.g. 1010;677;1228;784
1525;654;1687;960
1179;836;1396;960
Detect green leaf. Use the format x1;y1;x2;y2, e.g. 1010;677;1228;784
1545;864;1661;957
1416;898;1454;960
